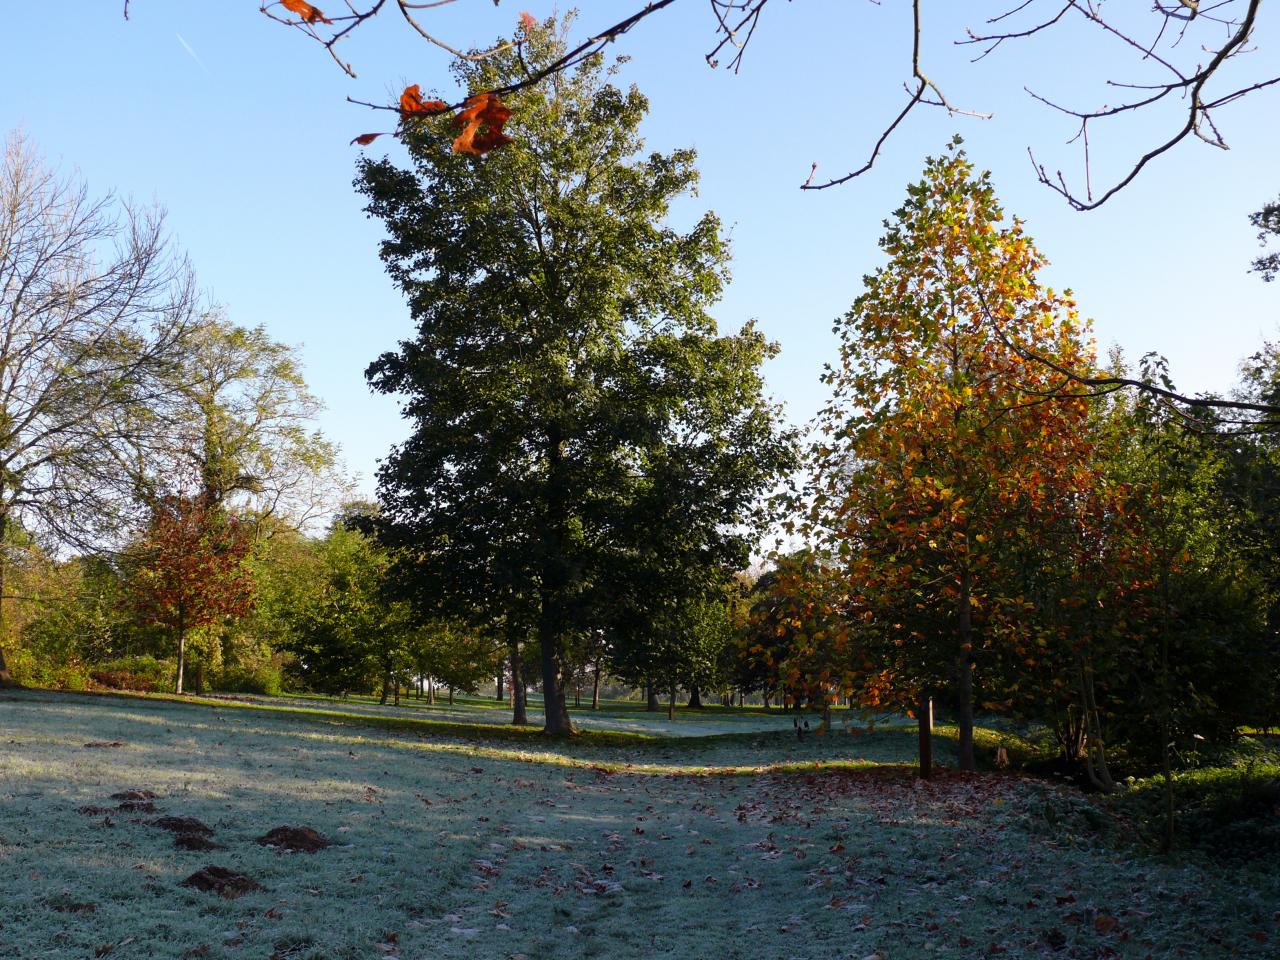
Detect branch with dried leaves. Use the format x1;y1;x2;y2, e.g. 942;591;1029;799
243;0;1276;209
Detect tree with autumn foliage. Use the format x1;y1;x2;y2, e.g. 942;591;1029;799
129;493;255;694
359;17;796;735
808;141;1100;770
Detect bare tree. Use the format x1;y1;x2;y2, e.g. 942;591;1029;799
0;131;196;686
254;0;1275;209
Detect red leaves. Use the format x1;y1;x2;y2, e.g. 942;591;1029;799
355;87;512;154
280;0;332;25
399;85;447;116
452;93;513;155
519;11;538;32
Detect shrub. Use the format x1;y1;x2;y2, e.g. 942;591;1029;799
217;661;283;696
90;655;175;692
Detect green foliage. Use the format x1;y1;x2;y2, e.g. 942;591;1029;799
90;655;176;692
1109;751;1280;862
1249;194;1280;282
359;18;796;730
216;659;285;696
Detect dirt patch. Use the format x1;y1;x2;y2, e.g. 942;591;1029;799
117;799;157;813
180;866;262;899
83;741;125;749
110;789;158;801
48;898;97;914
255;825;329;853
76;805;114;815
152;816;214;835
174;832;222;851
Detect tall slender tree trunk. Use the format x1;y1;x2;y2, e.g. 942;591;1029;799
591;660;601;710
687;685;703;709
646;682;659;712
448;685;454;706
956;564;976;771
538;428;574;735
427;676;435;705
667;683;676;721
0;509;12;688
175;617;187;695
918;692;934;780
507;637;529;726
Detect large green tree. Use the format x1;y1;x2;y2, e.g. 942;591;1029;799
359;20;795;734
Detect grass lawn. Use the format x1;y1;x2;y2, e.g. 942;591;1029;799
1;690;1276;959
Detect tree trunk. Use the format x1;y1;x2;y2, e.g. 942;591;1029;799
175;622;187;695
917;692;933;780
427;676;435;705
687;685;703;709
667;684;676;721
0;510;15;688
394;681;400;706
537;427;575;736
646;682;659;712
508;639;529;726
379;668;390;704
763;691;771;710
496;669;504;701
956;565;976;771
448;685;454;706
574;681;581;708
192;661;204;696
591;660;601;710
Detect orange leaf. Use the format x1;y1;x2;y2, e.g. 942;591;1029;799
519;11;538;31
400;85;448;116
281;0;332;25
350;133;386;146
452;93;513;155
1093;915;1120;935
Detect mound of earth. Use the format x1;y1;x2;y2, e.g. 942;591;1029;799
255;825;328;853
180;866;262;899
110;790;158;801
117;799;156;813
76;805;113;816
152;816;213;835
83;740;124;749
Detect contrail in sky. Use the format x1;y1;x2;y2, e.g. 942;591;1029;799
176;32;209;76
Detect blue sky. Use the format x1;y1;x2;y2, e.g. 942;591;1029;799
4;2;1277;496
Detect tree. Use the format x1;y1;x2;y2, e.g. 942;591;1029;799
0;131;195;687
360;20;795;734
809;142;1098;770
259;0;1275;209
1251;194;1280;282
129;493;255;693
142;312;345;531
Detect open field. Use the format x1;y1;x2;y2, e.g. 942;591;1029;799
2;690;1277;959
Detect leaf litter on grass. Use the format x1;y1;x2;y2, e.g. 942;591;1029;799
1;688;1277;959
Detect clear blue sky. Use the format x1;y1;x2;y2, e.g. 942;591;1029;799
4;3;1278;496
